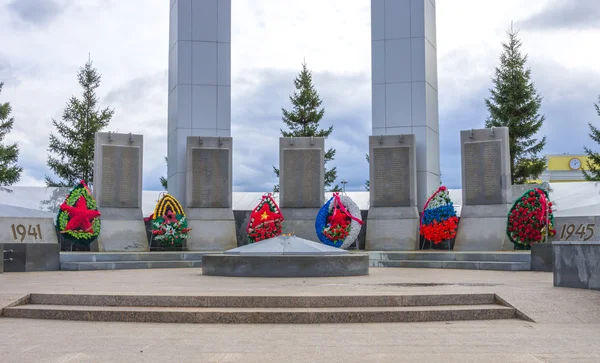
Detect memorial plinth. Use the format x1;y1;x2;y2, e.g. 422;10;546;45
553;241;600;290
366;135;419;250
279;137;324;241
202;235;369;277
93;132;148;252
185;136;236;251
454;127;512;251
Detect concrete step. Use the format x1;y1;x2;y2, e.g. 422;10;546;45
60;252;210;263
370;260;530;271
60;260;202;271
368;251;531;263
27;293;497;308
2;304;517;324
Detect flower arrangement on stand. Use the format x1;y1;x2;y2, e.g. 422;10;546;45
315;193;363;249
507;188;555;250
247;193;284;243
420;186;459;249
56;180;101;247
150;193;191;250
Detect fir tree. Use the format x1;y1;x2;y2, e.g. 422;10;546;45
45;59;114;187
582;96;600;182
273;61;340;192
484;25;547;184
0;82;22;187
160;156;168;190
364;153;370;191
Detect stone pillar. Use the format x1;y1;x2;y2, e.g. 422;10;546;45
371;0;440;209
279;137;325;241
185;136;236;251
93;132;148;251
454;127;512;251
167;0;231;203
366;134;419;250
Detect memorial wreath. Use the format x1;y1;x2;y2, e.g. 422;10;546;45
420;186;459;245
56;180;101;246
315;193;363;249
507;187;555;250
247;193;284;243
150;193;191;248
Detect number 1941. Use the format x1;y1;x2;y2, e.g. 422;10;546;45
11;224;43;242
559;223;595;241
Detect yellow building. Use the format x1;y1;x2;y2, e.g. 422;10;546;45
539;154;592;183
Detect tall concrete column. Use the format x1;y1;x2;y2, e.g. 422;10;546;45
371;0;440;210
167;0;231;202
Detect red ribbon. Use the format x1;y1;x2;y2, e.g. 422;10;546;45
331;193;363;225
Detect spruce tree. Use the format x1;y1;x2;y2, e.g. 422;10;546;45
0;82;22;187
364;154;370;191
273;61;340;192
484;25;547;184
582;96;600;181
160;157;168;190
45;59;114;187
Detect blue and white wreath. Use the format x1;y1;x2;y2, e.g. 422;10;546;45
315;193;363;249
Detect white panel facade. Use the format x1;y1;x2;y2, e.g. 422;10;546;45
371;0;440;209
168;0;231;202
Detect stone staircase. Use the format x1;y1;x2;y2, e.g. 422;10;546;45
59;251;211;271
369;251;531;271
60;251;531;271
1;293;529;324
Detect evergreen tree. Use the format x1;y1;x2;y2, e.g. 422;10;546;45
0;82;22;187
582;96;600;181
45;59;113;187
364;153;370;191
273;61;340;192
160;156;168;190
484;25;547;184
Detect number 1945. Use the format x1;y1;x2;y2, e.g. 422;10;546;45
559;223;595;241
11;224;43;242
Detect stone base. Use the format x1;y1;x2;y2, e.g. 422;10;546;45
96;208;148;252
2;243;60;272
553;241;600;290
0;243;3;273
365;207;419;250
454;204;512;251
202;254;369;277
531;243;552;272
186;208;237;251
280;208;320;242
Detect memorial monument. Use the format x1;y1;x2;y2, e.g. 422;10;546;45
185;136;236;251
454;127;512;251
371;0;440;209
93;132;148;251
0;205;59;272
279;137;324;241
366;134;419;250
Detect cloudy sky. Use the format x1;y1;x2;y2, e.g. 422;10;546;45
1;0;599;192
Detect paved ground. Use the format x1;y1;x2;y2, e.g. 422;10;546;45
1;268;599;362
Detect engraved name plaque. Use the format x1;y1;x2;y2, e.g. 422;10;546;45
100;145;140;208
463;140;502;205
282;149;321;208
371;146;410;207
190;148;229;208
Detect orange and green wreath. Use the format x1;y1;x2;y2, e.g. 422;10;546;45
150;193;191;248
247;193;284;243
56;180;101;246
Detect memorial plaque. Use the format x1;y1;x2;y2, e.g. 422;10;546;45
371;146;410;207
463;140;502;205
552;216;600;242
190;148;229;208
282;149;321;208
100;145;140;208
